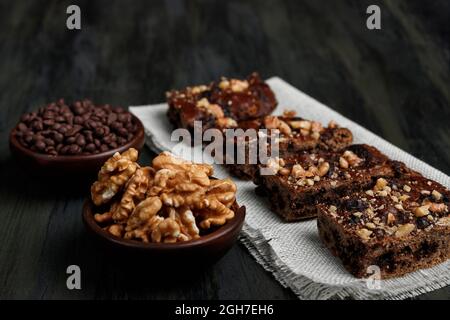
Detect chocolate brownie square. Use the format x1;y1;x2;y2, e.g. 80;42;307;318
224;115;353;180
254;144;394;221
317;167;449;278
166;72;277;133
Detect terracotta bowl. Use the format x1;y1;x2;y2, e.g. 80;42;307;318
82;199;246;263
9;114;145;177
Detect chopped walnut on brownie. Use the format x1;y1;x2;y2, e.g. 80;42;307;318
317;168;449;279
254;144;394;221
224;113;353;180
166;72;277;133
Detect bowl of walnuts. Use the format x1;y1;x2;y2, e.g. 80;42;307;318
9;99;145;177
82;148;246;262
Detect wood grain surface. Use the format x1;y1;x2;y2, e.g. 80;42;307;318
0;0;448;299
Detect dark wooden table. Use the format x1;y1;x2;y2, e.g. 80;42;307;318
0;0;448;299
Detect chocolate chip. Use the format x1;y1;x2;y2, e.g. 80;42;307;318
44;138;54;146
20;114;31;123
43;111;55;120
117;127;128;137
76;135;86;147
60;145;70;155
17;123;28;132
66;136;76;144
24;134;33;144
84;130;94;143
344;199;368;211
74;116;84;125
87;120;98;129
43;119;55;127
35;140;46;151
85;143;96;152
68;144;81;154
416;217;431;229
111;121;122;131
58;125;68;134
53;132;64;143
107;113;117;124
95;126;105;137
118;113;129;123
31;120;43;131
109;141;118;149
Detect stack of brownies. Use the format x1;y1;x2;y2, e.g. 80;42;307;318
166;73;449;279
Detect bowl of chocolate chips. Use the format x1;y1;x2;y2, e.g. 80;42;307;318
9;99;145;177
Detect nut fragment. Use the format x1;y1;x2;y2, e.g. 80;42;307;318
374;178;388;192
196;98;224;118
403;185;411;192
387;212;396;225
218;79;230;90
311;121;323;133
151;217;181;243
111;167;154;222
91;148;139;206
190;85;208;94
365;222;377;230
189;179;236;229
328;120;338;128
282;110;296;118
339;157;349;169
342;150;362;167
395;223;415;238
229;79;249;92
289;120;311;130
291;164;305;178
105;224;124;237
318;162;330;177
216;117;237;128
356;228;373;241
431;190;442;201
436;217;450;226
264;116;292;136
414;205;430;217
289;119;323;138
428;202;447;213
399;194;410;202
265;157;285;175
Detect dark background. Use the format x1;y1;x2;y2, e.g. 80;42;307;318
0;0;448;299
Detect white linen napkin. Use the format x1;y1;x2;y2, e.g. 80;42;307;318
130;77;450;300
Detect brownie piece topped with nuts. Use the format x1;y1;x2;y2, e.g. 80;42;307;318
254;144;395;221
317;168;449;279
224;113;353;180
166;72;277;133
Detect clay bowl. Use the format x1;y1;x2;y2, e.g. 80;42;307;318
9;114;145;178
82;199;246;264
